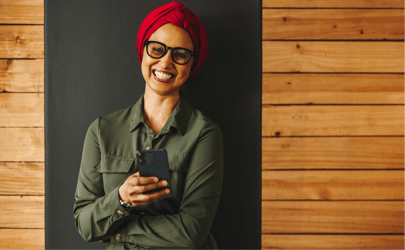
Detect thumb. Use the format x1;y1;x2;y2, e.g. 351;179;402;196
132;171;140;177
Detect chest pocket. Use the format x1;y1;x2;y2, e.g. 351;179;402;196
96;154;135;194
167;152;189;173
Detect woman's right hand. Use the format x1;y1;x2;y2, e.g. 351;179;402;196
118;171;170;207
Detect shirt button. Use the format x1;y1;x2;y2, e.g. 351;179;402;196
116;210;124;216
116;233;121;241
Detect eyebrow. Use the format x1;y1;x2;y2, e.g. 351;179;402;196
149;40;194;51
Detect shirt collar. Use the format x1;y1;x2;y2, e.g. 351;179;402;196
129;91;192;136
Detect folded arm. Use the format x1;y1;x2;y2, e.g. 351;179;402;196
73;118;133;242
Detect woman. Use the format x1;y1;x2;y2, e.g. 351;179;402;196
73;1;224;249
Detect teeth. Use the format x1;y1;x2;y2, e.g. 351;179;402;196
154;70;173;80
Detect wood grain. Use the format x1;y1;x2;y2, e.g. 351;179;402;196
0;93;44;127
262;73;404;104
262;170;404;200
262;106;404;136
0;163;44;195
263;41;404;72
0;59;44;93
0;229;44;249
263;0;404;8
0;0;43;24
262;201;404;233
262;137;404;169
262;234;404;249
0;128;44;161
0;196;43;228
263;9;404;40
0;26;44;58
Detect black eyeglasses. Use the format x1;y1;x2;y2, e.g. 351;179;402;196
144;41;194;65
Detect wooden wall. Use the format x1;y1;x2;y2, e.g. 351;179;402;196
262;0;405;249
0;0;44;249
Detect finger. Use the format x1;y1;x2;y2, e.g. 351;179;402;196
136;180;168;193
136;176;159;185
99;235;110;242
127;172;157;184
131;171;140;177
135;188;170;201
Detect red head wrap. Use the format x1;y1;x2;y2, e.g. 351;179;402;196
136;1;209;80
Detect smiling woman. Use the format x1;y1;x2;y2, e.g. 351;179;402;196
141;23;194;100
73;1;223;250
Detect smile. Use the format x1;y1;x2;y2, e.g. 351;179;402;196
153;70;174;82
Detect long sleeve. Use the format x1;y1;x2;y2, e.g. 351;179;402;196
115;121;224;249
73;117;132;242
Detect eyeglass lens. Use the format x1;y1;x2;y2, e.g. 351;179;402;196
147;42;191;64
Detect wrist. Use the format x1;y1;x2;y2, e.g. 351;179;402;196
118;184;133;208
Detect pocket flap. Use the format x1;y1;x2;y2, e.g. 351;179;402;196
97;154;134;173
168;153;189;173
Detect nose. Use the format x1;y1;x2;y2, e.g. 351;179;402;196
159;49;174;68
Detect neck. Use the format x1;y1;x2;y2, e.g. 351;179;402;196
142;85;181;126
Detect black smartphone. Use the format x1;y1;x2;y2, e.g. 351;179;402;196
136;148;172;198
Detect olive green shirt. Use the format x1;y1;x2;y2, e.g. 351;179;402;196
73;92;224;250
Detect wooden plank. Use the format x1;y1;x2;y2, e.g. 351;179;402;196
0;163;44;195
262;106;404;136
0;128;44;161
263;9;404;40
0;93;44;127
263;0;404;8
0;0;43;24
0;196;43;228
262;137;404;170
263;41;404;73
0;59;44;93
262;170;404;200
262;234;404;249
0;26;44;58
262;74;404;104
262;201;404;233
0;229;44;249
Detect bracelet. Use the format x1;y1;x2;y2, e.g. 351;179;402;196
119;199;134;208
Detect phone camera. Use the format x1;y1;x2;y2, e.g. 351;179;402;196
138;152;155;166
138;152;146;165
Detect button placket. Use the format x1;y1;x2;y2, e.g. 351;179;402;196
144;132;153;150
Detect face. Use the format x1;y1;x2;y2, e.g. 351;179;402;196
141;23;194;96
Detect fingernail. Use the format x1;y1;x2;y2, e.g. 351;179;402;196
166;189;170;194
154;178;159;182
162;180;167;186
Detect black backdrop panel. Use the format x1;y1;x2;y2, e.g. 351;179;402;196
45;1;261;248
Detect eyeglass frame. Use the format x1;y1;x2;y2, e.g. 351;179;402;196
144;40;195;65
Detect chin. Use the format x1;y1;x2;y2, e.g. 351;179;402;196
147;81;176;95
